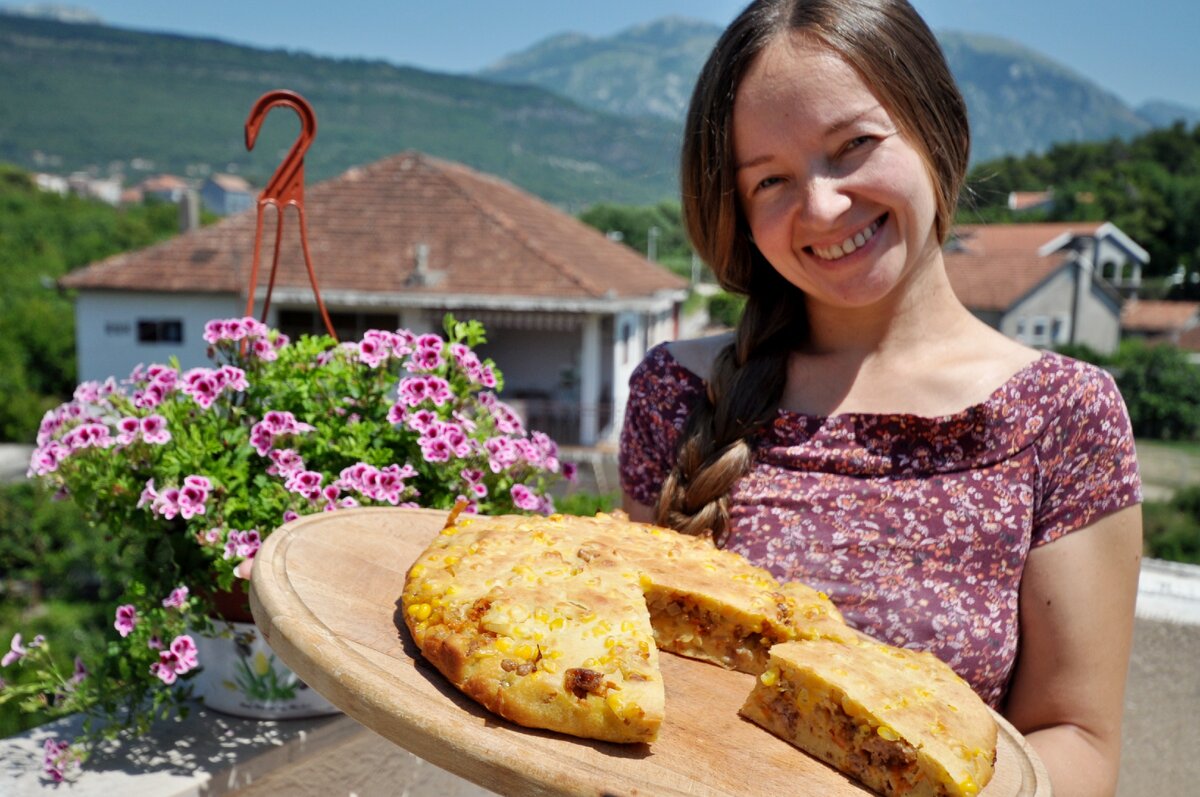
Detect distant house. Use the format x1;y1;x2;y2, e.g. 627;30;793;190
944;221;1149;355
1007;190;1055;214
136;174;190;203
201;173;254;216
1121;299;1200;344
59;151;688;446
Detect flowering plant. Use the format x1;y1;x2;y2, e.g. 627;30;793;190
3;314;571;780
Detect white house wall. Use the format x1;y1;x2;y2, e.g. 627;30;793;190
1001;265;1121;354
74;291;244;383
480;326;581;399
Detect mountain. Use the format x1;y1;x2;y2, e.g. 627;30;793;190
1136;100;1200;129
481;16;715;123
481;19;1162;164
0;13;680;208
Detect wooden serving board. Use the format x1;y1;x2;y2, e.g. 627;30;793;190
249;506;1051;797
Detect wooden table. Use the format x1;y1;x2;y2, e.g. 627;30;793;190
250;507;1052;796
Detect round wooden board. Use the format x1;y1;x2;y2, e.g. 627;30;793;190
249;506;1051;797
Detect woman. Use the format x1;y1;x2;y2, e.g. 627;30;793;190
618;1;1143;794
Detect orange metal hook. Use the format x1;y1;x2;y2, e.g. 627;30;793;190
243;89;337;341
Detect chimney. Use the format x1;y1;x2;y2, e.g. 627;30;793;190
179;188;200;233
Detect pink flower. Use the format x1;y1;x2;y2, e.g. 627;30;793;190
137;479;157;508
149;658;177;685
425;376;453;406
224;529;262;560
562;462;579;483
162;585;189;609
405;409;438;434
396;376;429;407
169;635;199;673
140;414;171;444
116;416;141;445
42;738;77;783
114;605;137;638
2;633;27;666
419;436;452;463
70;656;88;686
510;484;541;511
267;448;305;477
252;337;279;361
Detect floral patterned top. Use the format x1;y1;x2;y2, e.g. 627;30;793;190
619;344;1142;707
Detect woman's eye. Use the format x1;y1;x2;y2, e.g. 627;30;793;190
841;135;874;155
755;176;782;192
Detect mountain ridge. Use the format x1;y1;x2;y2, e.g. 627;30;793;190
481;17;1196;163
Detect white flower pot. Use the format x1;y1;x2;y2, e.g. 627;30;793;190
191;619;339;719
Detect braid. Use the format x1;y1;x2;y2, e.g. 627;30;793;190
655;266;806;541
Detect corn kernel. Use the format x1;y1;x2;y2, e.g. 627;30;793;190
495;637;513;653
443;555;459;566
444;584;460;597
409;564;426;578
535;609;550;623
604;636;617;648
515;644;536;660
440;527;458;536
877;725;900;742
540;660;558;674
583;657;596;667
620;620;636;633
579;612;596;623
549;617;565;631
407;603;432;621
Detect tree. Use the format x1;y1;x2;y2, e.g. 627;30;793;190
1111;340;1200;440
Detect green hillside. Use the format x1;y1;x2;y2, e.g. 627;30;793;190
0;13;680;208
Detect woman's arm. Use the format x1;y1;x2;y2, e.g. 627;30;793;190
621;493;657;524
1004;505;1143;797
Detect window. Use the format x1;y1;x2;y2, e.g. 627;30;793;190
137;319;184;344
1051;314;1071;345
1029;316;1050;346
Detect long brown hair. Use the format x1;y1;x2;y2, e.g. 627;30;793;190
657;0;970;538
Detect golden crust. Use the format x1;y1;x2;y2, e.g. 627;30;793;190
403;510;997;795
401;511;848;742
741;638;997;797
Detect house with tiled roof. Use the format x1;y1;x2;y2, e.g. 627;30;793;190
1121;299;1200;344
944;221;1149;354
60;151;689;445
200;173;254;216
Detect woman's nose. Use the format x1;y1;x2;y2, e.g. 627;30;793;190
797;176;851;227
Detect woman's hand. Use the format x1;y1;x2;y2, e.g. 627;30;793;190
1004;505;1143;797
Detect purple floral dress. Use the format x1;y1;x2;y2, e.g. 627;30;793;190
619;344;1142;707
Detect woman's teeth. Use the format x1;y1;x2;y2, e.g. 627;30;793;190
811;217;884;261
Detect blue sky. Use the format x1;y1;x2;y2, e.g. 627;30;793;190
9;1;1197;109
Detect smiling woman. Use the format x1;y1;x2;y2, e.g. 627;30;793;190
618;2;1144;795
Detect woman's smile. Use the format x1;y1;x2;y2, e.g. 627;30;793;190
807;213;887;262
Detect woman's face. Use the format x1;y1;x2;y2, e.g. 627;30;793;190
731;33;941;314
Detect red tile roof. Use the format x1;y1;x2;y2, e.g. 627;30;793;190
1121;299;1200;334
61;152;688;305
944;222;1104;311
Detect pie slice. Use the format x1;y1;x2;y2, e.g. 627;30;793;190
740;637;998;797
401;511;851;743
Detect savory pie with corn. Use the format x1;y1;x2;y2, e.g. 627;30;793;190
741;638;997;796
401;511;849;743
